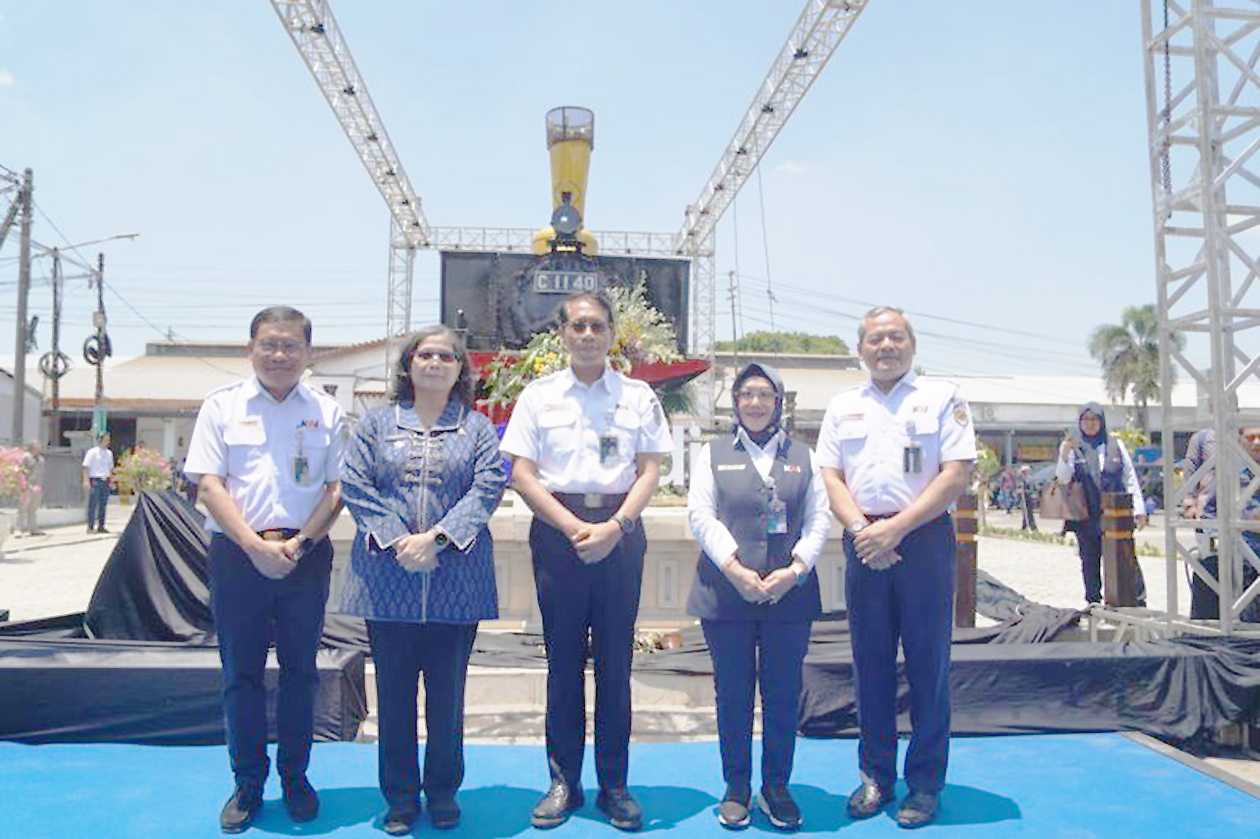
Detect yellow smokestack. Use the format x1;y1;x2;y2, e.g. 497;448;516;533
533;106;598;255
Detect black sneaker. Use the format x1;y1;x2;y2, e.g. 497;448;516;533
596;787;643;831
717;785;751;829
531;781;584;829
97;527;109;534
219;784;263;834
759;785;802;831
894;791;939;829
382;802;419;836
426;792;460;830
846;779;894;820
281;774;319;823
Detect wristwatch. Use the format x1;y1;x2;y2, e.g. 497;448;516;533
612;514;635;535
433;530;450;549
847;521;868;536
293;534;312;558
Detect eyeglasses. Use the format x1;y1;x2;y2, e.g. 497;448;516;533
414;350;459;363
255;340;306;356
566;319;609;335
736;389;777;404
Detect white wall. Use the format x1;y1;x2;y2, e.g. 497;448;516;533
0;375;44;445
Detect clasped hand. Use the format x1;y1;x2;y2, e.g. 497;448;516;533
570;520;622;564
853;518;907;571
394;531;440;573
723;558;799;605
247;538;299;580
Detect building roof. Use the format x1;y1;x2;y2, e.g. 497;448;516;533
0;366;44;400
52;355;253;412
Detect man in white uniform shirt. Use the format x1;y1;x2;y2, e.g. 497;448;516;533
81;433;114;533
500;291;673;831
815;307;975;829
184;306;345;834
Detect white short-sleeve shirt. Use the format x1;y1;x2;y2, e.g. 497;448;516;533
499;363;674;494
183;376;346;532
82;445;114;479
816;370;977;515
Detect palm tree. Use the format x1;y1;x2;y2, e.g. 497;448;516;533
1088;304;1183;430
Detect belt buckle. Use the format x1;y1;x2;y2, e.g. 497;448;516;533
582;492;602;509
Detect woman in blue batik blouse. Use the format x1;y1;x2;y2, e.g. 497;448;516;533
340;324;506;835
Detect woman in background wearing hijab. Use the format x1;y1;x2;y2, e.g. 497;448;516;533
1054;402;1147;606
686;363;832;831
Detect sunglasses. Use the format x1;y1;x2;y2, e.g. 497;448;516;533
566;319;609;335
414;350;459;363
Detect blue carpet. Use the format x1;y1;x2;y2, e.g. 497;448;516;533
0;734;1254;837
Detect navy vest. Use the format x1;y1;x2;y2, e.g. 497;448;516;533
1072;435;1126;520
686;434;822;622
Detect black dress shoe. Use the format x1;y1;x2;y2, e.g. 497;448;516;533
426;792;460;830
596;787;643;831
846;780;894;820
717;785;751;830
759;785;802;831
895;791;939;829
281;774;319;823
219;784;263;834
531;781;584;829
382;802;419;836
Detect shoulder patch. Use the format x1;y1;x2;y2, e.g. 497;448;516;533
952;398;971;426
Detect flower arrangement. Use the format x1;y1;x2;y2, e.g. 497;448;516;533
0;446;29;501
113;446;171;495
482;282;684;408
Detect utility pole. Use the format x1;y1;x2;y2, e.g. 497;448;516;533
92;253;107;436
47;249;65;442
727;269;741;369
10;168;33;444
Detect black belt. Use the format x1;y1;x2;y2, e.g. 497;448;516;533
864;512;899;521
257;528;300;542
553;492;628;511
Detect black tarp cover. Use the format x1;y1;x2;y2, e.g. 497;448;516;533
0;491;367;744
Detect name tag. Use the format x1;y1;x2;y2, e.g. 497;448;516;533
716;464;746;471
224;418;265;446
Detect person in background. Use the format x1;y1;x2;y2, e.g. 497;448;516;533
686;363;830;830
18;441;46;536
340;325;506;835
81;432;114;534
1015;465;1038;532
1055;403;1146;606
183;306;345;834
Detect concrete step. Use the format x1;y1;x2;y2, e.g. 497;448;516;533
357;662;753;742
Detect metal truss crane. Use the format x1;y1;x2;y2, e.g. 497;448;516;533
270;0;872;419
1137;0;1260;637
677;0;870;419
269;0;430;364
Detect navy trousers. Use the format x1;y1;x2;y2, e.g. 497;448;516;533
530;516;645;791
1074;518;1146;605
844;515;955;795
86;478;109;529
208;533;332;788
701;619;811;794
367;619;478;809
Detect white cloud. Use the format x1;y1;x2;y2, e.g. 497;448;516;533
0;69;14;87
773;159;808;176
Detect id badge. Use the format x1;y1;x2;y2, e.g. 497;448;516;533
903;444;923;474
767;496;788;535
293;455;310;484
598;433;620;466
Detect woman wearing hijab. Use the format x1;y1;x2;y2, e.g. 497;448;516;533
687;363;832;831
1054;402;1147;606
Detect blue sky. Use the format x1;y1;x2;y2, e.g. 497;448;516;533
1;1;1157;378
